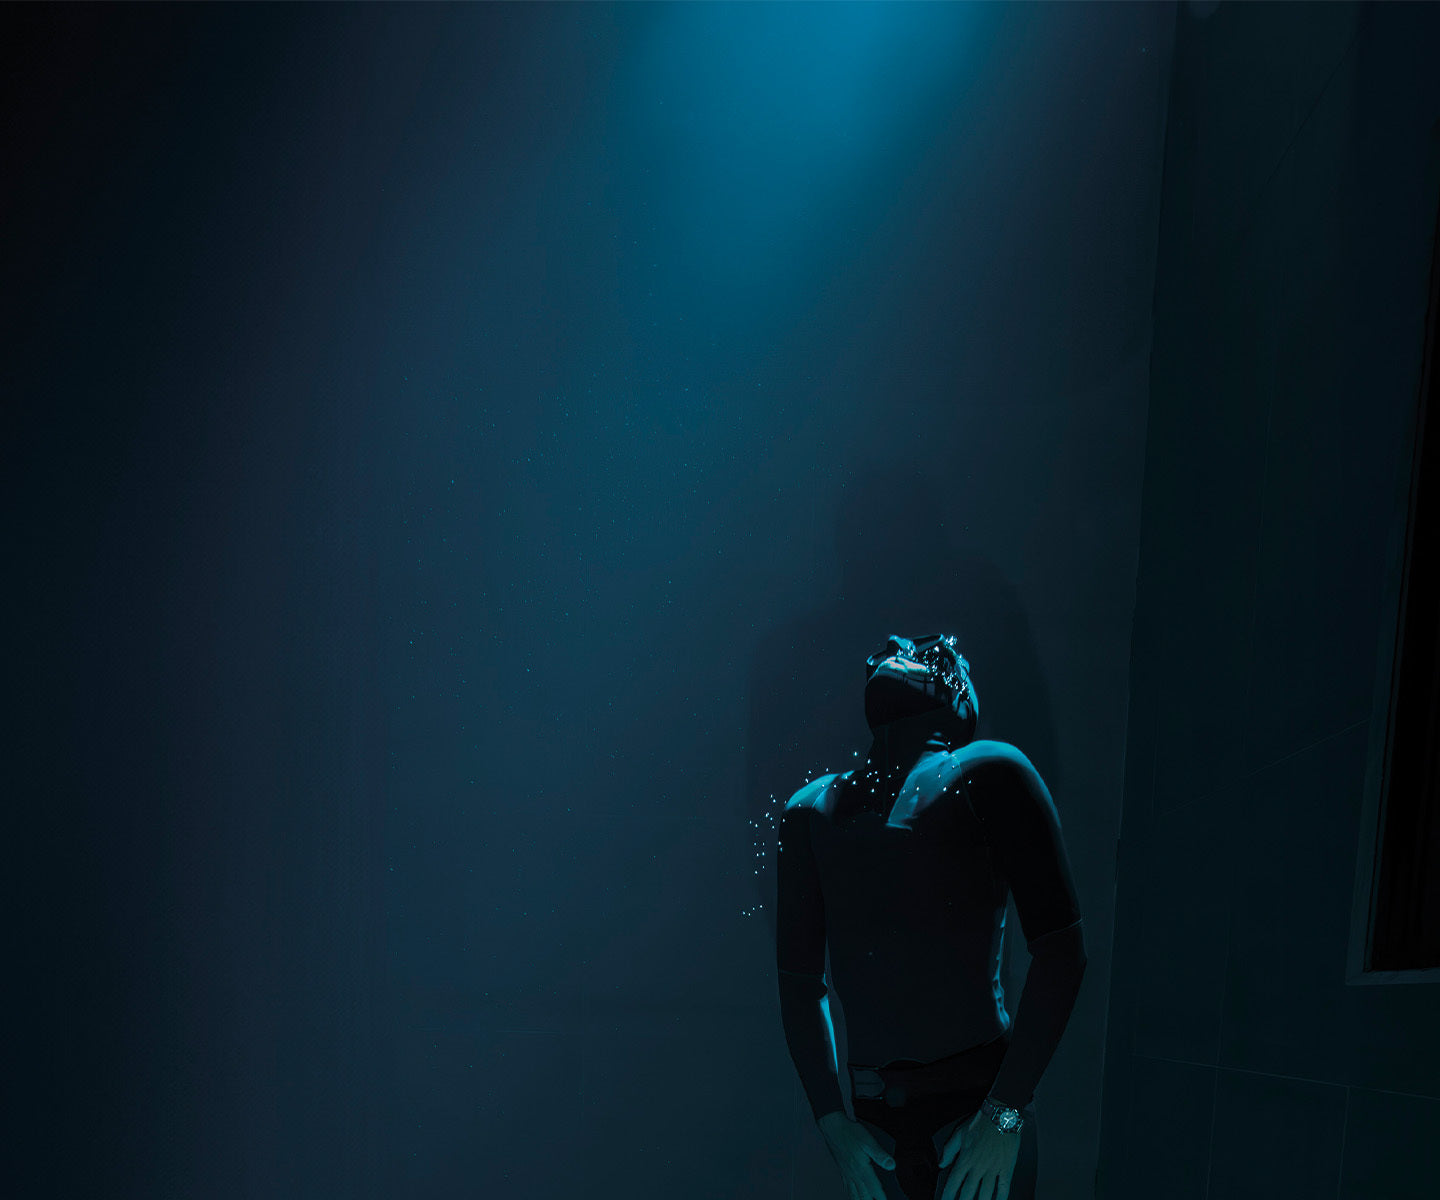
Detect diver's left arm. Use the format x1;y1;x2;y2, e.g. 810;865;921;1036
965;749;1088;1112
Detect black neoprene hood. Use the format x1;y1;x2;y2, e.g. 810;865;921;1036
863;632;978;737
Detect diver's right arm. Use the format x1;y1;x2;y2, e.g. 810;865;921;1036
775;800;846;1122
778;798;898;1199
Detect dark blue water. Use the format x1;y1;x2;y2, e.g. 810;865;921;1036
6;4;1175;1196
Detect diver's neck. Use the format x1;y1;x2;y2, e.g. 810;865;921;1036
866;711;957;769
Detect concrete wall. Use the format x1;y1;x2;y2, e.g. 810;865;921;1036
1098;3;1440;1196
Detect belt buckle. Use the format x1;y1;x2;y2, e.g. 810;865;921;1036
850;1066;886;1101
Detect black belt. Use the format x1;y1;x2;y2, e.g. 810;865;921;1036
848;1034;1009;1108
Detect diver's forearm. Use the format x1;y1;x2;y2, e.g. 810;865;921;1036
778;970;846;1120
987;926;1087;1110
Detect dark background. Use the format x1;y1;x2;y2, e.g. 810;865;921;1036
1099;3;1440;1197
5;3;1437;1198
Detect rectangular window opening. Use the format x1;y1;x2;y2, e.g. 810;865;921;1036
1353;191;1440;980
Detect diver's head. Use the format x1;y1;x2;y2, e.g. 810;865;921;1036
863;633;978;743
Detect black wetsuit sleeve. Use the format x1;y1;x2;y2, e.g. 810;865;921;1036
965;750;1088;1110
775;801;846;1122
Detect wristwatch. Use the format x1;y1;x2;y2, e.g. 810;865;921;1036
980;1095;1024;1133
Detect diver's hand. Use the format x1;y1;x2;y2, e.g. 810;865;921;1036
816;1111;896;1200
937;1108;1021;1200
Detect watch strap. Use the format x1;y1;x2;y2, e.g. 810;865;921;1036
980;1095;1025;1133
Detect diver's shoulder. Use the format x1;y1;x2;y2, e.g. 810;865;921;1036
937;741;1042;796
944;739;1030;773
784;772;842;813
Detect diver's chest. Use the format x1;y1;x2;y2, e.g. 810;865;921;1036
810;804;993;908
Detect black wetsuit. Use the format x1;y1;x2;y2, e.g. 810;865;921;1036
775;723;1087;1130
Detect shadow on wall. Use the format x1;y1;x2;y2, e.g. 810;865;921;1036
743;459;1061;953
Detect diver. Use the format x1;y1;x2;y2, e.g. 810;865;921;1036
776;634;1087;1200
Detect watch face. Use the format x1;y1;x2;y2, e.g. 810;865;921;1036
984;1099;1022;1131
